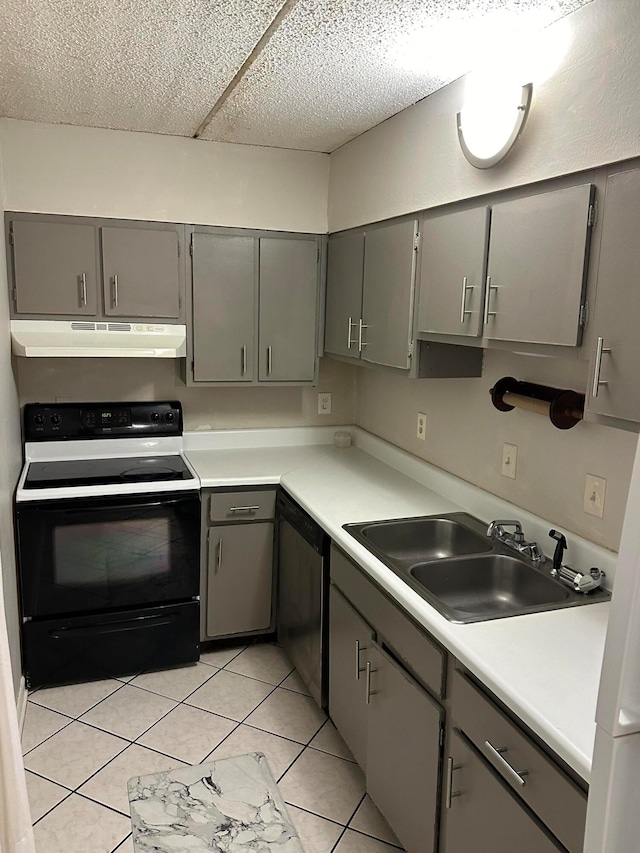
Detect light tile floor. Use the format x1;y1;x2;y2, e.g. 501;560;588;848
22;642;403;853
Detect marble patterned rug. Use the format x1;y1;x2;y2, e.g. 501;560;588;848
128;752;305;852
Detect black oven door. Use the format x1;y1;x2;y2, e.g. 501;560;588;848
16;491;200;618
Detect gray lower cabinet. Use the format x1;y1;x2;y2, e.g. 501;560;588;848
443;730;564;853
484;184;594;347
101;226;180;319
192;233;255;382
10;219;99;316
258;237;318;382
417;206;490;338
201;490;276;641
587;167;640;424
329;546;445;853
328;584;372;770
366;641;443;853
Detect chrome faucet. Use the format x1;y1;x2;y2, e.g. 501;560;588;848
487;520;546;564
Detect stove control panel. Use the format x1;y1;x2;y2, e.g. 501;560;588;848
24;401;184;440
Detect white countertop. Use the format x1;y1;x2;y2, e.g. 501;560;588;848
185;427;611;783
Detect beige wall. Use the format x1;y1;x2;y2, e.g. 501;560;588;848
354;350;636;552
329;0;640;231
0;119;329;233
0;139;24;696
17;356;357;431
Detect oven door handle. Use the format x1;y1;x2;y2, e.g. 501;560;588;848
43;495;198;514
49;613;176;638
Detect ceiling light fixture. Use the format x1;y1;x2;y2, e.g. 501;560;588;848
457;80;533;169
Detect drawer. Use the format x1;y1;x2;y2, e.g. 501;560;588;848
451;667;587;853
207;490;276;522
331;545;445;699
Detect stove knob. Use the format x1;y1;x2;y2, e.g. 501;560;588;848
165;412;175;423
34;413;45;426
50;414;62;426
151;412;160;423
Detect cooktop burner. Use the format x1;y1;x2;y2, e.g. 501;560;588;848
24;455;194;489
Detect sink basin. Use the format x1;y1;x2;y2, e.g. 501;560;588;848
348;514;492;563
410;554;570;622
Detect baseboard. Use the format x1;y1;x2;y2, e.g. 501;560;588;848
16;676;27;732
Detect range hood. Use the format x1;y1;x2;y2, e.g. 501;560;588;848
10;320;187;358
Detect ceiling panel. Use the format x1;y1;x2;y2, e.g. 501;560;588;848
0;0;283;136
200;0;592;152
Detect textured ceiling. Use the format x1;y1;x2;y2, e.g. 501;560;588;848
0;0;592;152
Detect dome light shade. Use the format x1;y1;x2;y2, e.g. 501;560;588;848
457;82;533;169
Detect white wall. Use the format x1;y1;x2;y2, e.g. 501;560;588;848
0;119;329;233
329;0;640;231
0;137;24;696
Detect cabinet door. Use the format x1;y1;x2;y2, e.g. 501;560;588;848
192;233;255;382
102;226;180;319
258;237;318;382
418;207;489;337
11;220;98;316
324;232;364;358
206;523;273;638
442;730;563;853
362;220;418;369
365;641;443;853
484;184;593;346
328;584;372;771
587;169;640;422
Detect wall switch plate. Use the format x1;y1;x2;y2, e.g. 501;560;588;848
417;412;427;440
584;474;606;518
318;392;332;414
502;443;517;479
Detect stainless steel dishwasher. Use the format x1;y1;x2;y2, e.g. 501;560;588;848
277;490;330;709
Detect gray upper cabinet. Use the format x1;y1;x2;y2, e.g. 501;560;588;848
324;232;364;359
418;207;490;338
362;219;418;369
258;237;318;382
587;168;640;423
192;233;255;382
484;184;594;346
11;219;99;316
101;226;180;319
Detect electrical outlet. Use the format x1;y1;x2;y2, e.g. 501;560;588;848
317;392;332;415
584;474;606;518
502;443;517;479
417;412;427;441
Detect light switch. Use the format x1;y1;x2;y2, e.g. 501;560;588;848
584;474;606;518
502;443;517;479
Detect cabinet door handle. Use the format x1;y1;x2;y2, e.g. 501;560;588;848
112;274;119;308
267;345;273;376
483;276;498;324
445;757;462;808
228;505;260;513
241;345;247;376
216;537;223;572
484;741;529;787
347;317;357;350
80;272;87;307
460;276;474;323
592;336;611;398
365;660;378;704
358;319;368;352
355;639;368;680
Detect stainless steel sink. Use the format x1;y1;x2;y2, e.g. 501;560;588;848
356;517;492;562
410;554;571;621
343;512;609;623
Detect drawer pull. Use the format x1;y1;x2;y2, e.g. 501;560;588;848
445;757;462;808
365;660;379;704
228;505;260;513
484;740;529;787
355;639;368;680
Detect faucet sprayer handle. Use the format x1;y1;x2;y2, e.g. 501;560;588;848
549;529;568;574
